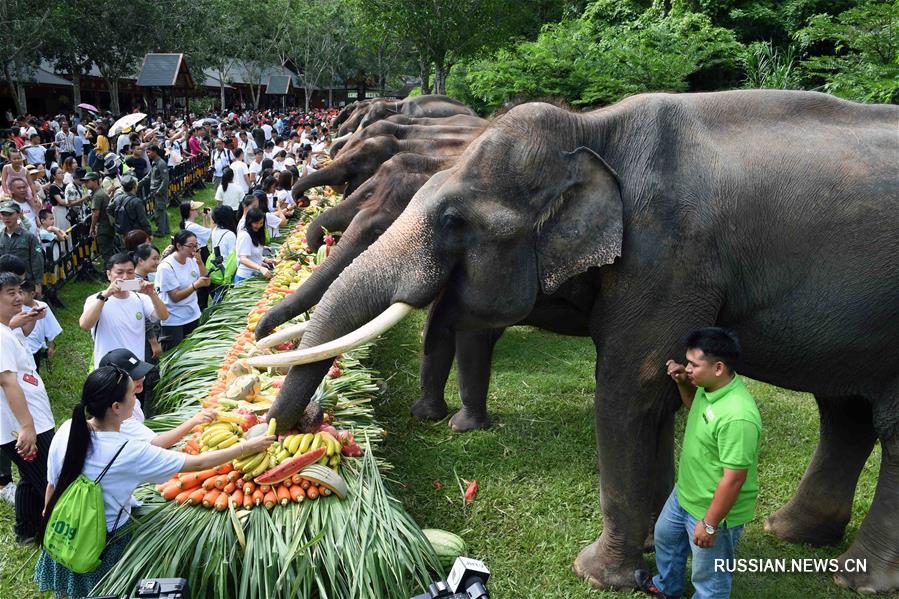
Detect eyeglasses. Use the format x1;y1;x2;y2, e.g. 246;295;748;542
183;244;199;249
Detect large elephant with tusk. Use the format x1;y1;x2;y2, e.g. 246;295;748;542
335;95;477;138
251;90;899;593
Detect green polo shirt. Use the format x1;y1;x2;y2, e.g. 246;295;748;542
676;374;761;526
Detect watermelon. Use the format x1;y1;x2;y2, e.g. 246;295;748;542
254;448;327;485
422;529;467;570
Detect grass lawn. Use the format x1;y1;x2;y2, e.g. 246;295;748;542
0;192;882;597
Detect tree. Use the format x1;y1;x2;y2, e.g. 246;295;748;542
795;0;899;103
0;0;55;115
356;0;530;95
46;0;95;117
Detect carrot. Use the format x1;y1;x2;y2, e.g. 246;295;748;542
175;489;193;505
202;476;219;491
306;486;319;500
214;491;230;511
258;484;271;495
187;488;206;505
214;474;230;490
290;473;303;485
230;489;244;507
162;483;181;501
213;463;233;475
263;490;277;510
318;485;331;497
300;479;311;490
243;481;256;496
235;478;245;488
227;470;242;482
277;485;291;506
202;489;221;509
243;491;255;509
178;468;218;488
289;485;306;503
223;482;237;494
252;489;264;506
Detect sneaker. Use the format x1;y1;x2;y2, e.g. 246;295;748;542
0;482;15;505
635;569;680;599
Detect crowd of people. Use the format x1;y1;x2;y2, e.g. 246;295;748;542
0;105;337;596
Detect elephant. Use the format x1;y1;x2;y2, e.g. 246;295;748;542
355;94;477;132
336;98;381;137
250;90;899;593
331;100;362;129
289;133;478;202
330;114;487;157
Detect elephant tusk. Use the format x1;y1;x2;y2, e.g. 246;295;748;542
246;303;414;368
255;321;309;349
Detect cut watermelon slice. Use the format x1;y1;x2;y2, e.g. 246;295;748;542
254;447;327;485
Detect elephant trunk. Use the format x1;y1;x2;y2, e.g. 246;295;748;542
290;164;347;202
306;201;358;251
262;207;445;431
254;223;372;341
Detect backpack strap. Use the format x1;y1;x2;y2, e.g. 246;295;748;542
95;441;128;484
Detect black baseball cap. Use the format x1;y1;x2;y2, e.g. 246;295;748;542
99;348;154;379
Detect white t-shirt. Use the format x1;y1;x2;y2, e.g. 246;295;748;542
275;189;294;207
185;221;211;246
48;421;185;531
273;160;286;172
116;134;131;154
215;184;244;210
22;302;63;353
230;160;250;194
210;228;236;260
13;200;40;237
212;149;233;177
235;229;264;279
87;291;158;368
261;124;273;141
248;160;263;184
237;212;282;240
155;255;202;326
119;413;156;443
0;323;55;445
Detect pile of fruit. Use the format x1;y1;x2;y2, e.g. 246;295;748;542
97;193;444;598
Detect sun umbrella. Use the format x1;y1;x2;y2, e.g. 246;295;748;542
77;102;99;113
192;117;219;128
109;112;147;136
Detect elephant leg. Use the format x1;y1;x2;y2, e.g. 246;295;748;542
833;419;899;593
765;396;876;546
412;328;452;421
449;328;504;432
643;409;676;553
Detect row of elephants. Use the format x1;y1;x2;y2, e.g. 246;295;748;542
246;92;897;592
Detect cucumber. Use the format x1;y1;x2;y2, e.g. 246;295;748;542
421;529;467;569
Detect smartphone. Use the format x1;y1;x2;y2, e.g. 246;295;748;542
119;278;142;292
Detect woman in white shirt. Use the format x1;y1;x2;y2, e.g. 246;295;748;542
208;206;238;303
234;208;273;284
214;167;244;210
236;192;287;241
35;366;274;598
154;230;211;351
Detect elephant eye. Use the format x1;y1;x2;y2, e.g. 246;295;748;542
440;211;464;230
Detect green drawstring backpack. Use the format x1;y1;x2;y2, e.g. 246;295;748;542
43;442;128;573
206;230;238;285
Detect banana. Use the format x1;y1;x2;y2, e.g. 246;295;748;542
276;448;291;463
266;418;277;436
201;428;231;444
204;430;234;448
309;433;323;452
319;432;339;457
239;452;266;473
249;454;270;479
297;433;314;454
217;436;239;449
286;435;302;454
201;423;232;436
232;453;256;469
317;453;329;465
328;454;341;467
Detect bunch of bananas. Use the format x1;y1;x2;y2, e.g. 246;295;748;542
199;422;243;452
265;431;342;470
233;450;272;479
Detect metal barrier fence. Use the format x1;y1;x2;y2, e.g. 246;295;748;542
39;153;212;303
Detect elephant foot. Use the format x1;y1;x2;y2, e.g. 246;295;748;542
410;397;448;421
764;498;848;546
642;529;655;554
449;408;491;432
832;541;899;594
572;537;644;590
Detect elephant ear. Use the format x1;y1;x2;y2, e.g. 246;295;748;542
536;147;623;295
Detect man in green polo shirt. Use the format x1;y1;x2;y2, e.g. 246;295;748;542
637;327;761;599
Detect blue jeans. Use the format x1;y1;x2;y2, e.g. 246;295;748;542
653;488;744;599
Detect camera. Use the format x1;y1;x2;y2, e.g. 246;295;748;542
85;577;190;599
412;557;490;599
